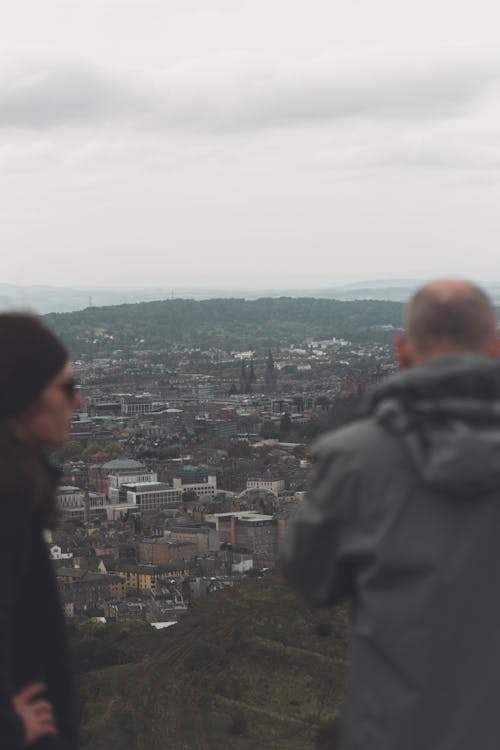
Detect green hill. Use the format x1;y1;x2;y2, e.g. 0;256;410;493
45;296;403;355
77;577;349;750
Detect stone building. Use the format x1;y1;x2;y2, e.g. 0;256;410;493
137;538;197;566
56;568;126;615
167;524;220;555
209;511;279;564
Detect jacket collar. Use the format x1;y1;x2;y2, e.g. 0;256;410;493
369;353;500;412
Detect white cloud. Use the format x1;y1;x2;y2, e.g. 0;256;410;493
0;59;145;128
0;46;498;133
2;2;500;288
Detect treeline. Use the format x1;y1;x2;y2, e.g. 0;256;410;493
44;296;403;355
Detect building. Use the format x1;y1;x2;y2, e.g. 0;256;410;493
56;568;126;614
209;511;279;563
246;477;285;494
48;545;73;561
120;482;183;511
87;396;122;417
100;560;189;593
172;467;217;499
192;383;214;400
56;486;107;521
106;459;157;500
138;538;197;566
103;599;148;622
56;486;83;512
120;396;154;415
90;457;153;495
167;524;220;555
193;418;237;441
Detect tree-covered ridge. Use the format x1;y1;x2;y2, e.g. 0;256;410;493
45;296;404;354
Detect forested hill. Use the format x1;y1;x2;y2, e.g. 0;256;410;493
45;297;404;354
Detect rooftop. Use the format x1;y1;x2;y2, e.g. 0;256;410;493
214;511;275;522
123;482;174;492
102;458;146;470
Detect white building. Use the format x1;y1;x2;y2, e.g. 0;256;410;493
106;459;157;501
56;486;83;510
49;545;73;561
120;396;154;415
121;482;183;511
172;475;217;499
246;478;285;495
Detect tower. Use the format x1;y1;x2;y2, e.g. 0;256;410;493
239;360;248;394
264;351;277;392
248;359;256;384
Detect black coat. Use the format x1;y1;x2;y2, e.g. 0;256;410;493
0;456;78;749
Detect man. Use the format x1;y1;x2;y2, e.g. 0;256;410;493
281;279;500;750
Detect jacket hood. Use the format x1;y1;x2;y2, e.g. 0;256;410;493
369;354;500;498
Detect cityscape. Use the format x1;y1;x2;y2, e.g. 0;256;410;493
35;294;395;747
49;298;396;623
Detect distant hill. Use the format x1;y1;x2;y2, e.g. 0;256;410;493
4;279;500;314
76;578;349;750
45;296;404;355
0;282;412;315
0;284;183;314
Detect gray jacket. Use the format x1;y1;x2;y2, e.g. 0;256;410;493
281;353;500;750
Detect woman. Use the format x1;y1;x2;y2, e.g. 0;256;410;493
0;313;81;748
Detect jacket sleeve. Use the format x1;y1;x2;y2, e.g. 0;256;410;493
0;496;30;748
280;438;361;607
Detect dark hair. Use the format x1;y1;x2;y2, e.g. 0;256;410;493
0;313;68;526
0;426;60;527
406;283;497;355
0;313;68;419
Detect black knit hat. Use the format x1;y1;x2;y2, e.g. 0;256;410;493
0;313;69;419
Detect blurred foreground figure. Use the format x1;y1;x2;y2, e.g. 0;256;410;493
282;280;500;750
0;314;81;748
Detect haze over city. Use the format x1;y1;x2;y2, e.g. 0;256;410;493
2;0;500;289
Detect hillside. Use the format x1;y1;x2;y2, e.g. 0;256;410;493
77;577;349;750
0;282;413;314
45;296;403;355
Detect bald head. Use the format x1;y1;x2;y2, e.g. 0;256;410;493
400;279;499;364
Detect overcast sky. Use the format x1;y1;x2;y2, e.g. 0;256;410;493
2;0;500;289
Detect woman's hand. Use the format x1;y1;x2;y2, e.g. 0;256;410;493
13;682;58;745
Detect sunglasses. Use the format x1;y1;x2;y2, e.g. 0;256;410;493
60;378;80;400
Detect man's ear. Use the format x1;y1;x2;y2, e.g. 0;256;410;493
486;337;500;358
394;336;415;369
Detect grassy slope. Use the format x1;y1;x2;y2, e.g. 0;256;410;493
79;577;349;750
